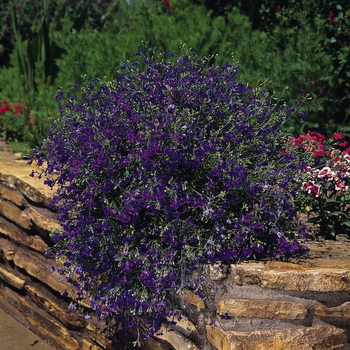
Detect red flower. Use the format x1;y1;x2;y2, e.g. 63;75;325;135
313;150;325;158
276;5;281;12
333;132;344;140
162;0;171;8
0;105;10;114
327;11;338;25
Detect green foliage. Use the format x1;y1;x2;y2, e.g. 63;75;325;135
10;0;90;95
257;0;350;134
0;0;348;147
198;8;333;135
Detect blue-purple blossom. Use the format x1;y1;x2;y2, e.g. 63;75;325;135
29;47;308;343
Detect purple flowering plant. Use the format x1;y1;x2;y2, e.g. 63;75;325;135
29;46;308;345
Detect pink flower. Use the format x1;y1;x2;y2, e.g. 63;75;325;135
276;5;281;12
333;132;344;140
335;181;348;191
302;181;320;197
317;167;331;178
313;150;324;157
0;105;10;114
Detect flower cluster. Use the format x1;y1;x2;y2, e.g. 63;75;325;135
328;11;338;26
161;0;171;9
293;131;350;238
29;48;308;343
0;99;28;140
0;99;25;115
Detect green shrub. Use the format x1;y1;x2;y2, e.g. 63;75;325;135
1;0;344;147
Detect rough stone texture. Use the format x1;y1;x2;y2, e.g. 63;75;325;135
315;301;350;318
232;261;350;292
86;323;113;349
28;205;62;233
0;216;48;253
82;339;104;350
0;186;25;207
217;298;308;320
154;324;200;350
186;290;206;308
0;265;25;290
206;323;347;350
0;198;32;230
1;151;350;350
25;284;86;330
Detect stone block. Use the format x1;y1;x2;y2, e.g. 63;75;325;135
232;262;350;292
206;323;347;350
82;338;104;350
0;265;26;289
185;290;205;309
315;301;350;318
0;235;17;260
0;172;17;189
13;247;78;300
17;177;54;207
28;205;61;233
173;316;198;337
25;284;86;330
217;298;308;320
0;283;78;350
27;316;79;350
86;323;113;349
154;324;199;350
0;216;48;253
0;187;25;207
0;198;32;230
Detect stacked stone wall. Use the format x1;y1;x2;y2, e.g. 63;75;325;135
0;156;350;350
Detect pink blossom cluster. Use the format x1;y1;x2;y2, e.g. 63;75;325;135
290;131;350;198
302;153;350;197
0;99;26;115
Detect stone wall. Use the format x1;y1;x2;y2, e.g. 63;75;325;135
1;154;350;350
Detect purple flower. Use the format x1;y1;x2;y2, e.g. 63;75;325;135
29;46;307;342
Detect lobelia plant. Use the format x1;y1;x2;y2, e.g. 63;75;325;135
292;131;350;239
29;47;309;345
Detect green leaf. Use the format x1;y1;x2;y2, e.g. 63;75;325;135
10;7;27;79
325;199;338;204
42;18;52;78
72;3;92;33
329;211;348;217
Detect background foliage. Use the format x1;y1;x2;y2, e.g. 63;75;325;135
1;0;349;148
